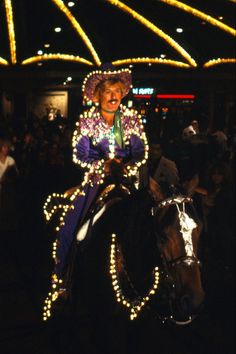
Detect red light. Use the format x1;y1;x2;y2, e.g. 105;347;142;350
133;94;195;99
133;94;151;99
157;94;195;99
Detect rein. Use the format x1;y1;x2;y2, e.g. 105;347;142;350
167;255;201;268
157;195;193;209
110;233;160;321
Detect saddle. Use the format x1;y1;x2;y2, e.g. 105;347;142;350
76;183;131;242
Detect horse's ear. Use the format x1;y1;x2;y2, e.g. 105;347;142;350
149;177;165;202
182;174;199;196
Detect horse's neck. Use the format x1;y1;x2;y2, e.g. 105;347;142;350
94;184;131;211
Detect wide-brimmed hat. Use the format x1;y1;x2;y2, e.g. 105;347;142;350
82;63;132;102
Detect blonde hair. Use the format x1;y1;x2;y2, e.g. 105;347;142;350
93;78;125;102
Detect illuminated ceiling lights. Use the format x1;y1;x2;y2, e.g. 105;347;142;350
159;0;236;67
159;0;236;36
22;54;93;65
204;58;236;68
113;58;191;68
51;0;101;65
0;57;9;65
0;0;235;69
4;0;16;64
2;0;96;66
107;0;197;68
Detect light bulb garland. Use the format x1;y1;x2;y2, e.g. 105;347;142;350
110;234;160;320
22;54;93;66
72;104;149;184
1;1;235;68
42;273;63;321
160;0;236;36
82;68;132;102
107;0;197;67
4;0;16;64
51;0;101;65
0;57;9;65
112;58;192;68
204;58;236;68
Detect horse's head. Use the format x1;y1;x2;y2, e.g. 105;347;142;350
153;194;205;325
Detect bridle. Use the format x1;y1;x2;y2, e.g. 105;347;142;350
152;195;201;268
153;195;203;325
166;254;201;268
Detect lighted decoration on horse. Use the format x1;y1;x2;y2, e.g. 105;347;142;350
43;180;205;326
107;185;205;325
108;189;205;325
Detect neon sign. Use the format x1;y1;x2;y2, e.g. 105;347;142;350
132;88;154;95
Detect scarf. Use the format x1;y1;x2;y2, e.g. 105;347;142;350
113;110;124;148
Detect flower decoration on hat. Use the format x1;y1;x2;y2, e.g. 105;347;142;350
82;63;132;102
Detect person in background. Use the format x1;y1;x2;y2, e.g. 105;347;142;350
148;143;180;193
43;63;149;321
168;125;200;197
0;136;18;187
191;120;200;134
182;124;197;139
199;161;234;269
207;126;229;162
0;136;19;230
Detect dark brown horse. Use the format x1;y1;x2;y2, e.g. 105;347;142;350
63;182;205;326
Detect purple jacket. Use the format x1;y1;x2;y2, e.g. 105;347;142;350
43;105;148;301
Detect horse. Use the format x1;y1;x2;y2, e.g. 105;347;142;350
52;180;204;326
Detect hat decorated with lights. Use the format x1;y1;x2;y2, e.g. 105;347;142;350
82;63;132;102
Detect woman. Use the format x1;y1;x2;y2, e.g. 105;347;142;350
0;137;18;185
0;136;19;230
43;64;149;320
201;161;234;268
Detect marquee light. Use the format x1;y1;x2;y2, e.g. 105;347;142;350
112;58;191;68
203;58;236;68
107;0;197;67
132;88;154;95
0;1;235;68
157;94;195;99
4;0;16;64
160;0;236;36
0;57;9;65
51;0;101;66
133;93;195;99
21;54;93;65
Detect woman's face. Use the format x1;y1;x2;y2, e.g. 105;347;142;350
99;82;123;112
0;144;10;156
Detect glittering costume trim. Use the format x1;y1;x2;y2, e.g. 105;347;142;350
72;105;148;185
42;105;148;321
